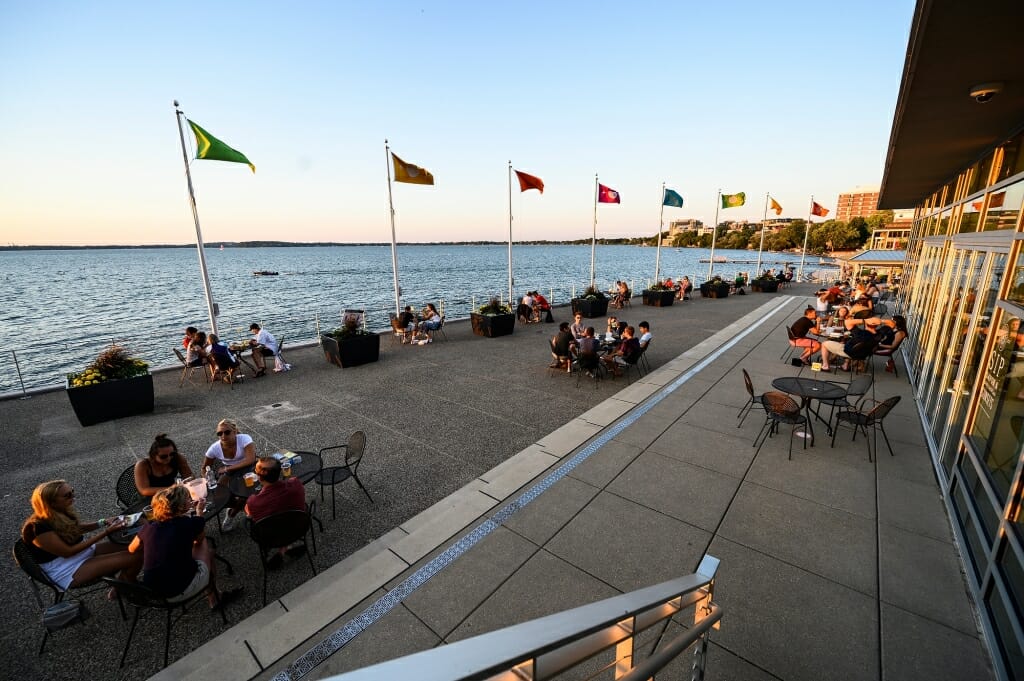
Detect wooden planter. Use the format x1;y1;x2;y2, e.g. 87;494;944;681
571;297;609;318
322;333;380;368
751;280;780;293
66;374;154;427
700;282;731;298
471;312;516;337
642;290;676;307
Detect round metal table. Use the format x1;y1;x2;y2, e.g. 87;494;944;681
770;377;847;446
226;451;323;498
109;483;232;545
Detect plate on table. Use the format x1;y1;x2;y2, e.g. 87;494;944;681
118;512;143;526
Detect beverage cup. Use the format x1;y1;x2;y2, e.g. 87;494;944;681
282;462;292;478
244;472;256;488
143;505;154;521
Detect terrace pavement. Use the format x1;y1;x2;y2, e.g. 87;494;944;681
2;285;992;681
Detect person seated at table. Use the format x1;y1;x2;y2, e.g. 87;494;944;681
533;290;551;316
850;296;873;319
185;331;209;368
129;485;241;609
208;333;241;378
183;326;198;350
875;315;908;373
790;307;822;365
637;321;652;349
517;292;536;323
135;433;195;499
248;323;279;377
612;281;629;309
678;276;693;300
820;318;881;372
550;322;577;370
570;312;587;340
202;419;257;531
606;316;624;339
602;325;640;377
21;480;140;591
245;457;308;568
397;305;416;341
578;326;601;355
415;303;442;339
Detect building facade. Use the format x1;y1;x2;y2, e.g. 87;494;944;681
879;3;1024;679
835;185;882;222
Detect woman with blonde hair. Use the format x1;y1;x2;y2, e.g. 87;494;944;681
21;480;140;589
129;484;241;607
202;418;257;531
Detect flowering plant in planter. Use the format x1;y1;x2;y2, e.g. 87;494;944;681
477;297;513;315
579;285;607;300
68;345;149;387
329;316;373;341
646;281;672;291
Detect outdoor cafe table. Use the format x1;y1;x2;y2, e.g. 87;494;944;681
227;451;323;498
228;342;259;375
770;376;846;446
110;483;232;545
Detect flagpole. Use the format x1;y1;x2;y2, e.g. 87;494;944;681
707;189;721;280
591;174;598;287
385;139;401;315
173;101;219;336
799;195;813;282
507;161;514;306
655;183;665;283
756;192;769;275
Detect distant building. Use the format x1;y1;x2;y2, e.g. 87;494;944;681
835;185;882;222
667;219;703;236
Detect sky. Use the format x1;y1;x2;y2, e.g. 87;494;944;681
0;1;916;246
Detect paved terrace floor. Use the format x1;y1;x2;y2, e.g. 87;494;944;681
2;287;993;681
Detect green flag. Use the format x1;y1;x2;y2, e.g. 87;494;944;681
187;119;255;172
721;192;745;208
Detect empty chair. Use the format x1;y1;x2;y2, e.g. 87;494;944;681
115;463;142;509
103;576;227;667
753;391;808;460
831;395;901;462
246;509;317;605
315;431;373;520
737;369;764;428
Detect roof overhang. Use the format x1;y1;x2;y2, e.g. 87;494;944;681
878;0;1024;209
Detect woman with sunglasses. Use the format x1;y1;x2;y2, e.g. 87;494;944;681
134;433;195;499
201;419;256;531
21;480;141;590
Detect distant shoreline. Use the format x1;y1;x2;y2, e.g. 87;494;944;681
0;239;661;251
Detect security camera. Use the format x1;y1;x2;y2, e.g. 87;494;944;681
969;83;1003;104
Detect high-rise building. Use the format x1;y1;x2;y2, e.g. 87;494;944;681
879;2;1024;679
835;185;881;222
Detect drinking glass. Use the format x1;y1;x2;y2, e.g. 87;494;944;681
143;505;154;521
282;462;292;478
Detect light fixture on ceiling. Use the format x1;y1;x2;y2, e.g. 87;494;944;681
969;82;1004;104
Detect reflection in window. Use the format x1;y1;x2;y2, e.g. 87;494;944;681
960;200;981;233
1008;262;1024;309
997;131;1024;182
970;154;995;195
969;312;1024;503
982;180;1024;232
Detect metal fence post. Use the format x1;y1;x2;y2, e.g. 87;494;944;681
11;350;30;399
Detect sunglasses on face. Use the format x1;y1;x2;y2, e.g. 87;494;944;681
156;452;174;460
216;430;233;436
62;489;75;499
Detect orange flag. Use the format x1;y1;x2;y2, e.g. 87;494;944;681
514;169;544;193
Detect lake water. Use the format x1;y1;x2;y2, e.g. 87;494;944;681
0;244;830;393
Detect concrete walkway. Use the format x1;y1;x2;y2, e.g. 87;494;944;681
154;295;994;681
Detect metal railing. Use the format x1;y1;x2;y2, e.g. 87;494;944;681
323;555;721;681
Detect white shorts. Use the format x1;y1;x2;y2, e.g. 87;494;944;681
41;545;97;590
167;560;210;603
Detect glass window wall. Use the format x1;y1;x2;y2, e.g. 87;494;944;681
983;180;1024;232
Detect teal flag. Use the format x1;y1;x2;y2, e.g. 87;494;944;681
663;188;684;208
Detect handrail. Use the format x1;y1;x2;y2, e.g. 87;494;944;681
318;555;721;681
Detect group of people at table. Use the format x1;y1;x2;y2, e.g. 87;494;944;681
393;303;443;343
183;322;288;381
517;292;552;323
550;312;652;377
20;419;309;611
789;278;907;372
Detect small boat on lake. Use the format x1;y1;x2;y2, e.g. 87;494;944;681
253;270;279;276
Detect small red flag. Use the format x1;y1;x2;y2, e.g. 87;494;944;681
514;170;544;193
598;183;621;204
811;201;829;217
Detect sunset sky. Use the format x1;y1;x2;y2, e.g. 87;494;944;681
0;1;915;246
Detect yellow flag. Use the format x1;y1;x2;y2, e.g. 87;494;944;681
392;152;434;185
770;197;783;215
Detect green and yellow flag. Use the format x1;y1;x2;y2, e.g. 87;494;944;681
721;192;745;208
187;120;255;173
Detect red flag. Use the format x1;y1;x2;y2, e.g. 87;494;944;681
514;169;544;193
598;183;621;204
811;201;829;217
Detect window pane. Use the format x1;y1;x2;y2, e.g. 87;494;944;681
969;311;1024;502
986;581;1024;681
982;180;1024;232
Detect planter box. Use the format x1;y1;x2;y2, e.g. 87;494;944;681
66;374;154;427
700;282;731;299
322;333;380;368
471;312;516;337
571;297;609;318
642;289;675;307
751;280;779;293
